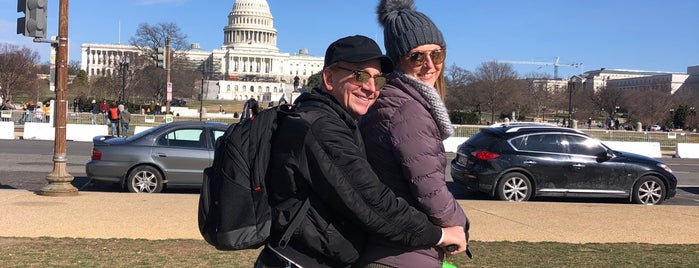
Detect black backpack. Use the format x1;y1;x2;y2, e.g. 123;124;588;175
198;104;309;250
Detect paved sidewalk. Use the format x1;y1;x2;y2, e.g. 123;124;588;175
1;189;698;244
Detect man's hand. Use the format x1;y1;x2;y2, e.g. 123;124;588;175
438;226;467;255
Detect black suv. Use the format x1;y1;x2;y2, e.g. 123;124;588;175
451;124;677;205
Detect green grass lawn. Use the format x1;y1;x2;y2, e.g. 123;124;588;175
1;237;698;267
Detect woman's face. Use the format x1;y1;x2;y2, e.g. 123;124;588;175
397;44;445;87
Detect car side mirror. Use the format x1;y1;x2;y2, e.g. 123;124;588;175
596;150;613;162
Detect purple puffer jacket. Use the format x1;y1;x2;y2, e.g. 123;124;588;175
357;75;469;268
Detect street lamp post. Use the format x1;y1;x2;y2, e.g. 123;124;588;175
568;82;573;128
199;63;208;121
119;56;130;102
568;75;585;128
39;0;77;196
199;71;205;121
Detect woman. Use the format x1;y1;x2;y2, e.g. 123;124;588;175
357;0;469;267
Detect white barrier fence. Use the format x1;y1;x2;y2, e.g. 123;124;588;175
602;141;662;158
21;122;108;142
675;143;699;158
134;126;152;135
0;121;14;140
443;137;468;153
7;125;695;159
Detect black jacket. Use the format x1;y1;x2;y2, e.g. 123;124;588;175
262;90;442;267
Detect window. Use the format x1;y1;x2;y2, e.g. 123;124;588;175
211;130;225;148
563;135;605;156
157;128;205;148
511;134;565;153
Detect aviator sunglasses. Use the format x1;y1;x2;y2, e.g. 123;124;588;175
334;66;387;89
407;49;446;67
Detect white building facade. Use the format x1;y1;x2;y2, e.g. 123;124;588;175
577;67;698;95
80;0;324;103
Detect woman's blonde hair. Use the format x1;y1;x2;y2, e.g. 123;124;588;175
435;70;446;101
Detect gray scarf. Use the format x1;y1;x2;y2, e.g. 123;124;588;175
395;71;454;140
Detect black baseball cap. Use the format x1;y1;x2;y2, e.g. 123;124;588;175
323;35;393;74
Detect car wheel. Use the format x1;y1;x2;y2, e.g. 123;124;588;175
126;166;164;193
632;176;665;205
497;172;532;202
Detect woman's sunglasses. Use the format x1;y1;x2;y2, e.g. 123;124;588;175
407;49;446;67
335;66;387;89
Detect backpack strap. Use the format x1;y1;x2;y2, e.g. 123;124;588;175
277;197;311;248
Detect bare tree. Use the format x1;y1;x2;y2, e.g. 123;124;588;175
445;64;472;111
90;76;121;101
471;61;520;123
589;85;625;121
131;66;168;105
520;75;554;121
129;22;189;64
446;64;470;88
672;87;699;130
0;43;40;103
128;22;196;103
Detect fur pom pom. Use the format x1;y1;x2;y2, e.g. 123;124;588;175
377;0;415;25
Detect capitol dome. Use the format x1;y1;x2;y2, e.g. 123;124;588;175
223;0;278;52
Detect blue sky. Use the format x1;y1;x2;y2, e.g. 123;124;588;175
1;0;698;79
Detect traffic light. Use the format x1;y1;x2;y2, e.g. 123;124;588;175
156;47;167;69
17;0;48;38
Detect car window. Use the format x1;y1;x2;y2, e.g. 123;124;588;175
211;130;225;147
465;131;501;149
511;134;565;153
157;128;205;148
562;134;605;156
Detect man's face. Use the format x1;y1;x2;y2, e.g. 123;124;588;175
323;59;383;119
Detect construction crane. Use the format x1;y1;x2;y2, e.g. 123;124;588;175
497;56;582;79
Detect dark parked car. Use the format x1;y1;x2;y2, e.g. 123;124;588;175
86;121;228;193
451;124;677;205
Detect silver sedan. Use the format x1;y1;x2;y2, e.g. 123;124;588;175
86;121;228;193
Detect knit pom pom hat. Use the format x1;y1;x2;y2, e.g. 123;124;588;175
377;0;445;66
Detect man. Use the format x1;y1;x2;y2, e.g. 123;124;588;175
255;35;466;268
99;100;109;124
248;97;259;117
108;102;120;136
118;104;131;137
90;100;100;124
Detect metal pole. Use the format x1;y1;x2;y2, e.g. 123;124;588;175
199;73;204;121
120;62;126;102
165;35;171;115
568;82;573;128
39;0;77;196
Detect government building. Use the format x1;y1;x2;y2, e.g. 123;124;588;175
80;0;324;103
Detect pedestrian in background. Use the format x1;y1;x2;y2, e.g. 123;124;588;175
43;102;50;122
25;100;35;123
358;0;469;267
100;100;109;124
90;100;100;124
108;102;120;136
118;104;131;137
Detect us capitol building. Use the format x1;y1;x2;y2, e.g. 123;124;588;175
80;0;324;102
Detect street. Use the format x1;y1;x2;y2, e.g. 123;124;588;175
1;139;698;205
